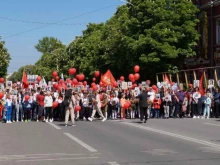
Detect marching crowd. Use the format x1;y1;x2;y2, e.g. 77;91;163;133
0;85;219;126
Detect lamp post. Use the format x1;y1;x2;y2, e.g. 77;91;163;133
209;1;214;69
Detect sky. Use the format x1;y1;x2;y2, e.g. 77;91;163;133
0;0;124;74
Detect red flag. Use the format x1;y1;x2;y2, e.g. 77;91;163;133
100;70;116;86
164;74;170;84
22;72;29;89
199;74;205;96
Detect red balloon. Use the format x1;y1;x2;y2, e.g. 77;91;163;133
72;78;78;85
0;92;4;99
152;85;157;90
36;76;42;82
91;82;96;87
59;79;64;84
68;68;76;75
0;77;5;83
92;77;96;82
127;100;131;107
78;82;83;85
113;81;118;87
94;71;100;77
129;74;134;81
52;101;58;108
75;105;82;111
24;95;30;101
52;71;58;77
131;78;135;83
78;74;85;81
99;81;103;86
146;80;151;85
92;85;98;91
66;78;71;83
134;65;140;73
99;94;103;101
53;83;59;89
83;81;87;86
134;73;140;81
120;76;124;81
58;86;62;92
55;76;59;81
124;102;130;109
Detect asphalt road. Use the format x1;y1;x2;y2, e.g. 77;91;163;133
0;118;220;165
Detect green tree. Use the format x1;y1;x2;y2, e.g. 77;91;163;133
35;37;64;54
0;37;11;77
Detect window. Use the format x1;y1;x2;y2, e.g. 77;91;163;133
217;19;220;45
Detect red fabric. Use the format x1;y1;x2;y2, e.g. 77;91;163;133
100;70;116;86
153;98;161;109
37;94;45;106
0;105;3;119
22;72;29;89
199;74;205;96
164;74;170;84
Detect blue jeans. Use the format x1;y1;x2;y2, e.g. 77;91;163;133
6;106;12;121
203;105;210;118
155;109;160;118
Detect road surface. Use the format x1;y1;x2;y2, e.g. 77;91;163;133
0;118;220;165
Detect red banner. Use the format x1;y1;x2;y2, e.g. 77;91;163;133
100;70;116;86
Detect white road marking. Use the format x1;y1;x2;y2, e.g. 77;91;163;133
0;153;86;160
204;123;220;127
64;133;98;152
47;122;61;129
122;122;220;148
141;149;178;156
108;162;120;165
16;157;98;162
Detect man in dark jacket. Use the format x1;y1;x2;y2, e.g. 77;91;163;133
136;88;149;123
213;88;220;118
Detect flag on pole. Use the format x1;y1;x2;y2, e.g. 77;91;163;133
61;73;64;80
164;74;170;84
42;77;47;86
22;72;29;89
100;70;116;86
199;74;205;96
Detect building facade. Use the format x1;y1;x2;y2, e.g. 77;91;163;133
189;0;220;67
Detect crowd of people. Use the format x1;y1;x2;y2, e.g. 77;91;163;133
0;84;219;126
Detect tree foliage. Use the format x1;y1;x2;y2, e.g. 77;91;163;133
9;0;200;82
0;37;11;77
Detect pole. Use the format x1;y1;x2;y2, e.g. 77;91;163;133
210;1;214;77
184;72;188;88
176;73;180;85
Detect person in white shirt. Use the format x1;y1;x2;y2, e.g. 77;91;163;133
192;87;201;118
65;91;76;126
110;93;119;120
5;94;12;123
44;91;53;122
163;90;172;118
88;90;106;122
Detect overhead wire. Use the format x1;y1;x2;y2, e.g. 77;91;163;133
2;3;120;39
0;16;87;26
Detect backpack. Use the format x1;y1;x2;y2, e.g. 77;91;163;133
63;89;72;106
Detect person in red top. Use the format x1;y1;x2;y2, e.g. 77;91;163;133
153;94;161;119
36;91;45;122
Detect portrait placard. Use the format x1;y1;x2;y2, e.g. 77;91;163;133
121;82;128;90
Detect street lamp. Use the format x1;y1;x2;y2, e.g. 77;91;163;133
209;1;214;69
